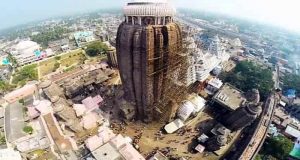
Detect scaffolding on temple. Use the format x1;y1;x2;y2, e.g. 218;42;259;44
146;38;194;122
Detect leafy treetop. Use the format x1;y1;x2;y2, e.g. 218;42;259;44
85;41;109;57
221;61;274;100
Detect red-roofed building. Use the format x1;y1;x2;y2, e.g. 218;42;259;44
4;84;38;103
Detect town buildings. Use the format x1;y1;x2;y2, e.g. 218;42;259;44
205;78;223;95
0;148;22;160
48;39;70;53
182;32;230;85
85;127;145;160
0;64;12;81
10;40;41;65
0;1;292;159
194;35;230;82
10;40;55;66
74;31;95;47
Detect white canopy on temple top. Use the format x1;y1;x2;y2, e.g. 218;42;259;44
131;0;169;3
124;0;175;17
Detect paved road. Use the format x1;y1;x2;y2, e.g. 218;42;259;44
273;65;280;89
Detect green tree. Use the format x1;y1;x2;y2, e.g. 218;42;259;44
85;41;109;57
283;73;300;95
7;53;18;67
0;135;5;145
55;56;61;61
53;62;60;72
23;126;34;134
260;135;293;160
221;61;274;100
13;64;38;86
0;80;15;94
254;154;262;160
19;99;25;105
30;27;69;47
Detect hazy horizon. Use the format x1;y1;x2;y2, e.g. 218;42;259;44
1;0;300;33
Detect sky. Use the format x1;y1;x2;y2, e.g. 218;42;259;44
0;0;300;33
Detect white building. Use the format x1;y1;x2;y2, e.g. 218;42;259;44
164;94;206;134
61;44;70;52
10;41;55;65
184;37;198;85
164;119;184;134
177;94;206;121
209;35;230;61
194;35;230;82
205;78;223;95
230;38;242;47
177;101;196;121
188;94;206;112
74;31;95;47
195;54;221;82
85;126;145;160
11;40;41;65
0;148;22;160
186;65;196;86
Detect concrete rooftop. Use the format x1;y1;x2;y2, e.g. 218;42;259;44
213;83;246;111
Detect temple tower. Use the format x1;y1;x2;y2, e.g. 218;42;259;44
116;0;183;122
223;89;262;131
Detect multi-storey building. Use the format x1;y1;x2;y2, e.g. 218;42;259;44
10;40;54;66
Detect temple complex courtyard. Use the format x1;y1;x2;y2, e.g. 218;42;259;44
108;107;232;160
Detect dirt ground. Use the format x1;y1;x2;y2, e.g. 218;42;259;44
98;78;236;160
109;109;221;160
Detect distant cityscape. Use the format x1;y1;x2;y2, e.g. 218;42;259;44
0;0;299;160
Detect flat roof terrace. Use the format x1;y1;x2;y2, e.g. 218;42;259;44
213;83;247;111
42;113;74;152
5;102;27;143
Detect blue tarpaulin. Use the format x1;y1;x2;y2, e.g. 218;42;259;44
290;137;300;159
34;50;41;57
2;57;10;65
285;89;296;99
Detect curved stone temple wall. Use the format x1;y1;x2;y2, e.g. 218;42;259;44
223;103;262;131
116;22;182;122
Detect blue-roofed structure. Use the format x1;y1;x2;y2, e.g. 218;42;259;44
2;57;10;65
268;124;278;137
34;50;41;57
285;89;296;99
290;137;300;159
74;31;95;47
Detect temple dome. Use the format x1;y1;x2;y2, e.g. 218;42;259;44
246;103;262;115
217;135;227;146
39;80;52;89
